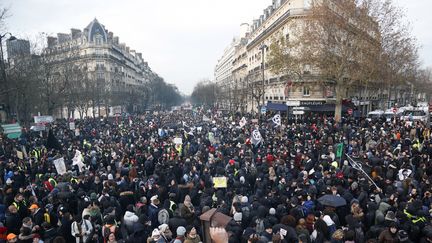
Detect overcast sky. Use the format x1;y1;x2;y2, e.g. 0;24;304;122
2;0;431;95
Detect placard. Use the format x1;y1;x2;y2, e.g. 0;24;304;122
213;177;227;188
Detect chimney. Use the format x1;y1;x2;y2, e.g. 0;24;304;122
57;33;70;43
126;46;130;53
71;29;81;39
108;32;113;40
136;53;143;60
113;37;119;45
47;36;58;48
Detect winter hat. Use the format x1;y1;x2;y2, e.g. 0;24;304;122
233;212;242;222
241;196;248;203
158;224;169;233
385;211;397;222
108;174;114;180
6;233;17;240
240;176;245;183
176;226;186;236
6;178;12;185
269;208;276;215
151;229;161;238
151;195;160;205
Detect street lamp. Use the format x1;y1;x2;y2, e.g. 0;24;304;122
259;44;267;109
0;32;17;121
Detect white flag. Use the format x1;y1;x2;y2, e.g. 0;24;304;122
251;129;263;146
239;117;247;128
53;157;67;175
272;114;281;127
72;150;86;172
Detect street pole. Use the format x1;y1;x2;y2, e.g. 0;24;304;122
260;44;267;109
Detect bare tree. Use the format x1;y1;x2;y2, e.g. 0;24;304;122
267;0;419;121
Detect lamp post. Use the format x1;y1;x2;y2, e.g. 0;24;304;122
259;44;267;109
0;32;16;121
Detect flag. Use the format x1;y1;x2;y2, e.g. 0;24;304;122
72;150;86;172
336;143;343;158
251;129;262;146
272;114;282;127
46;129;62;150
53;157;67;175
239;117;247;128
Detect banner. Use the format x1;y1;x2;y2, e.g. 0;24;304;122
34;116;54;124
53;157;67;175
213;177;227;188
272;114;281;127
251;129;263;146
239;117;247;128
336;143;343;158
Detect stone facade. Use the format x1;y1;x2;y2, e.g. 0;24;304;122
44;19;158;117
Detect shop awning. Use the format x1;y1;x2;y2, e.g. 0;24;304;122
266;103;288;111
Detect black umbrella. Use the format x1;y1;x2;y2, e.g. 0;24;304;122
318;194;347;207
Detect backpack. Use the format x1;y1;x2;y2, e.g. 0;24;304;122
43;211;51;224
242;206;251;220
158;208;170;224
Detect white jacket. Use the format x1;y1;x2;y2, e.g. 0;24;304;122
123;211;139;228
71;219;93;243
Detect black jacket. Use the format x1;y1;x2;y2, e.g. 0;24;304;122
5;212;21;234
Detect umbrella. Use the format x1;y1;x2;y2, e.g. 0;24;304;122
318;194;347;207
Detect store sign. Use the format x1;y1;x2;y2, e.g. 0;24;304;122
300;101;325;106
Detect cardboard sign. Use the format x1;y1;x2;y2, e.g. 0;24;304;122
69;122;75;130
53;157;67;175
34;116;54;124
213;177;227;188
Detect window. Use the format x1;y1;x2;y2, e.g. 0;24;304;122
303;86;310;96
95;34;103;45
97;71;104;80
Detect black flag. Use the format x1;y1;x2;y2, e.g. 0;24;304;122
46;129;62;151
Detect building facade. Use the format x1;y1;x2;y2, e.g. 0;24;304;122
6;38;31;60
44;18;158;118
215;0;418;115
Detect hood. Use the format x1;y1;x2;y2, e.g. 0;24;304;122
377;202;391;213
124;211;138;222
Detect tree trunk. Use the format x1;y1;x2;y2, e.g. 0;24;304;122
334;82;346;123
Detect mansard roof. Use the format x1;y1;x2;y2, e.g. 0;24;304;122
86;18;108;43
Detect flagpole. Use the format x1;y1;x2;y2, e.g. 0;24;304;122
345;154;381;191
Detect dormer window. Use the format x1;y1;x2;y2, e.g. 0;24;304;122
95;34;103;45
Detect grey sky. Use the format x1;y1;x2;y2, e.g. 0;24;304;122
2;0;431;95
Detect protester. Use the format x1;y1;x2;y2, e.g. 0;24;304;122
1;110;432;242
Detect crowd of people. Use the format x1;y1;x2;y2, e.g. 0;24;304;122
0;109;432;243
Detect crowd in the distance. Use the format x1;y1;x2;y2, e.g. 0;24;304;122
1;109;432;243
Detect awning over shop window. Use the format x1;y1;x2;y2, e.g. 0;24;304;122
266;103;288;111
